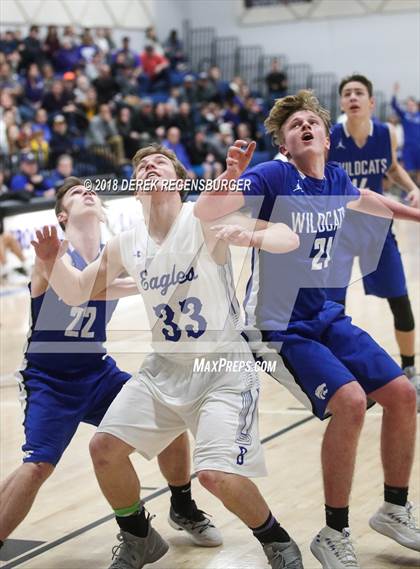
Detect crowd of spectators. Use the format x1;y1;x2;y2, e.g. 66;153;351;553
0;24;277;202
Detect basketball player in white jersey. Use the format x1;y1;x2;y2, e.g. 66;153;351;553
31;143;303;569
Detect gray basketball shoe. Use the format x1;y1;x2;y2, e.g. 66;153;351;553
310;526;359;569
263;539;304;569
168;505;222;546
109;523;169;569
369;501;420;551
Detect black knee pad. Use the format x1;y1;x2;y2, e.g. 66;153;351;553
387;295;415;332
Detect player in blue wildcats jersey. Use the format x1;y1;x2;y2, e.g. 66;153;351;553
327;74;420;401
0;178;219;554
392;82;420;185
31;146;303;569
195;90;420;569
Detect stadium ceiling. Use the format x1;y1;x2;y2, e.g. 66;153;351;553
1;0;152;28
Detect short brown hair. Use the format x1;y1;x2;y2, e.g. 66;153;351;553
132;144;188;180
55;176;84;229
339;74;373;97
264;90;331;145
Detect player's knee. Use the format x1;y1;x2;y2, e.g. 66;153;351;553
329;383;366;423
197;470;224;495
89;433;123;466
24;462;54;487
388;295;415;332
385;378;417;411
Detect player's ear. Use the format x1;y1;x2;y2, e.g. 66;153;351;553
57;211;67;226
369;96;375;113
325;135;331;152
279;144;289;158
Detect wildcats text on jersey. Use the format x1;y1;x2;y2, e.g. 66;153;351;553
291;207;346;234
338;158;388;178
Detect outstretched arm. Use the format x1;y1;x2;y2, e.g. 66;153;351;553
348;189;420;222
31;226;125;305
391;82;405;120
210;216;299;254
194;140;255;221
93;277;139;300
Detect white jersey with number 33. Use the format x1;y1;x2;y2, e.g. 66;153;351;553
119;202;242;356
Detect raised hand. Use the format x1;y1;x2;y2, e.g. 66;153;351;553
225;140;256;180
211;224;255;248
31;225;68;263
407;188;420;208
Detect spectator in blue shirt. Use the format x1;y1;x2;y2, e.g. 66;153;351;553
45;154;74;190
54;38;80;73
32;108;52;143
24;63;44;107
78;31;99;64
163;126;195;177
10;153;54;197
112;36;140;69
0;30;19;55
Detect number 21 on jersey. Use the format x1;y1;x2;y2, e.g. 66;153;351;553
311;236;334;270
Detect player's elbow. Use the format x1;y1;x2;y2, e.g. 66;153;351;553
265;230;299;254
61;290;90;306
288;232;300;252
387;162;398;177
278;231;299;253
280;224;300;252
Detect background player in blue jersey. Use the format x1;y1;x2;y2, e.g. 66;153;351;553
392;82;420;185
195;91;420;569
327;74;420;399
0;178;221;552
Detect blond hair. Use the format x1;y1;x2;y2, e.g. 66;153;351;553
132;144;188;180
264;90;331;145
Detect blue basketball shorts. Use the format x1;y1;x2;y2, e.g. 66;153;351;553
252;302;403;419
16;355;130;465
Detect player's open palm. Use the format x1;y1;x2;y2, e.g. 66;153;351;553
226;140;256;179
212;224;254;247
31;225;68;263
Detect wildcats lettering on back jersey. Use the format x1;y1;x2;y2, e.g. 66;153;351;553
25;247;118;373
329;120;392;194
240;160;361;334
119;202;242;356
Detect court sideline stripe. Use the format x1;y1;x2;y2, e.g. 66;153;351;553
2;414;314;568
